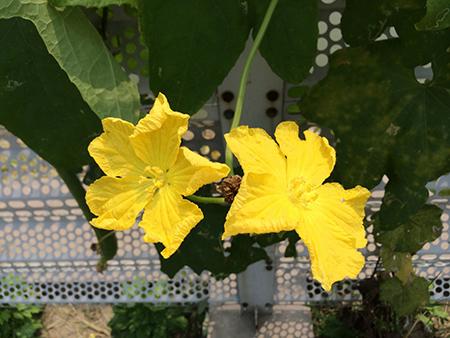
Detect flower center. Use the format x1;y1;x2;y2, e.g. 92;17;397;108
288;177;318;207
143;166;166;188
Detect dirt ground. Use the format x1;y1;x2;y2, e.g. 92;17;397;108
40;305;113;338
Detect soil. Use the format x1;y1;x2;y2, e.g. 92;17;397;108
40;305;113;338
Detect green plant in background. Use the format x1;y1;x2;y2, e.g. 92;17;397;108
311;296;450;338
109;302;207;338
0;304;43;338
121;277;169;300
416;303;450;337
0;274;36;302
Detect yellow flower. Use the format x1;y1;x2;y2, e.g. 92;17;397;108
86;93;229;258
224;121;370;291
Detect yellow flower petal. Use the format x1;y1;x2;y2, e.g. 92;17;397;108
295;183;370;291
167;147;230;196
223;173;301;238
139;186;203;258
86;176;153;231
275;121;335;186
88;118;146;177
134;93;188;136
130;94;189;171
225;126;286;179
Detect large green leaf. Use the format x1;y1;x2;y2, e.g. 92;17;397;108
0;0;140;123
416;0;450;30
49;0;137;8
393;13;450;67
433;46;450;87
0;18;117;264
301;46;450;190
301;47;399;189
376;205;443;253
158;204;268;278
301;45;449;266
377;176;429;228
342;0;450;67
249;0;318;83
341;0;426;46
341;0;390;46
380;276;429;316
138;0;249;114
0;18;101;171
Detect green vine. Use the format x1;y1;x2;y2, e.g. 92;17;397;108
225;0;279;173
57;168;118;270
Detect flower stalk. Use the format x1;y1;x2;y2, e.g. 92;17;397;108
225;0;279;173
186;195;227;206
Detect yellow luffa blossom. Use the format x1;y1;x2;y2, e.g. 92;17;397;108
224;122;370;291
86;93;229;258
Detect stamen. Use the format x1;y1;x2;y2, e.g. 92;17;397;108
143;166;166;189
288;177;318;207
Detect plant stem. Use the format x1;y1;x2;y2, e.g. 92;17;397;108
225;0;279;173
57;169;93;221
57;168;117;268
187;195;227;206
403;318;420;338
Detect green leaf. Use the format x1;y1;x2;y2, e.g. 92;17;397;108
341;0;426;46
284;232;300;258
416;313;433;327
0;18;101;171
427;304;450;318
138;0;249;114
433;46;450;87
158;204;268;278
0;0;140;122
376;205;443;253
301;46;450;190
318;316;361;338
378;176;429;229
302;45;448;259
254;232;289;247
341;0;389;46
342;0;449;67
249;0;318;83
394;15;450;67
0;18;118;264
416;0;450;30
380;249;413;283
301;47;397;188
380;276;429;316
49;0;137;8
390;87;450;184
0;304;42;338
